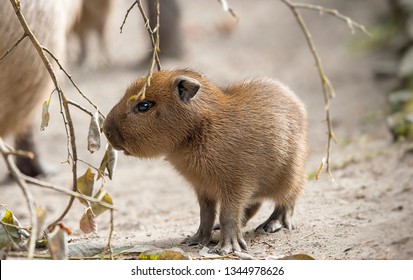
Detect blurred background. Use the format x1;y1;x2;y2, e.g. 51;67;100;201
1;0;412;259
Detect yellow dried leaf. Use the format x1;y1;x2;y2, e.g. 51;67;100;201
98;145;117;180
139;249;190;260
40;99;50;131
91;187;113;217
0;208;21;246
77;168;95;206
34;207;47;240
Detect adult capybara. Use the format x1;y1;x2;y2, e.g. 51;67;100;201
0;0;82;176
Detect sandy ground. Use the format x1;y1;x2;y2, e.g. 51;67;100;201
1;0;413;259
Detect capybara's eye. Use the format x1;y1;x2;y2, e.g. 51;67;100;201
134;101;154;113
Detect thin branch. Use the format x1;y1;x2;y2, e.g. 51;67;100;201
9;0;79;225
55;89;72;165
0;32;27;62
103;209;115;260
42;47;105;119
0;138;37;259
120;1;138;33
6;252;52;259
2;149;34;160
6;251;115;260
127;0;162;101
0;220;28;232
67;100;93;117
291;3;371;37
136;0;161;71
21;174;116;210
2;0;117;261
281;0;338;180
217;0;239;20
0;221;24;249
78;158;106;180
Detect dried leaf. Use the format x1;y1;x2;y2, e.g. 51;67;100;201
119;245;159;255
279;254;315;260
34;207;47;240
79;207;97;234
47;225;68;260
106;145;117;179
77;168;95;206
91;187;113;217
234;251;255;260
56;223;72;235
98;144;117;180
0;208;21;249
68;242;104;258
139;249;191;260
40;99;50;131
98;114;104;132
87;112;101;153
199;246;219;258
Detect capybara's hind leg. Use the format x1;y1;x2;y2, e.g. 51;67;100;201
15;128;46;177
255;204;294;233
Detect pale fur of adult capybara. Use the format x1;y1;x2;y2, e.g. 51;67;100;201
0;0;83;175
103;69;308;254
71;0;117;65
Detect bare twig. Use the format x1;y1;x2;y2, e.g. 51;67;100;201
290;3;371;36
2;0;117;260
2;149;34;160
0;220;24;249
103;209;115;260
0;220;28;232
21;174;116;210
300;232;316;240
78;158;105;178
9;0;79;226
0;138;37;259
67;100;93;117
136;0;161;71
0;32;27;62
281;0;342;180
6;252;52;259
217;0;238;20
127;0;162;101
120;1;138;33
43;47;104;119
7;251;115;260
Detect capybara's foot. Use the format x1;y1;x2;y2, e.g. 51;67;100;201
208;231;247;255
255;205;294;233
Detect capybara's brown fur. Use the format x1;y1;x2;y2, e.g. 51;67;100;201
0;0;82;176
104;69;308;254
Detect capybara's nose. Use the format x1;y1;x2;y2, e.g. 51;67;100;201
103;117;122;150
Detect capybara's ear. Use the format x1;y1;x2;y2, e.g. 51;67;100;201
174;76;200;103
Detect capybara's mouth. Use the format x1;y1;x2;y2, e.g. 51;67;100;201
108;141;124;151
108;141;132;156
